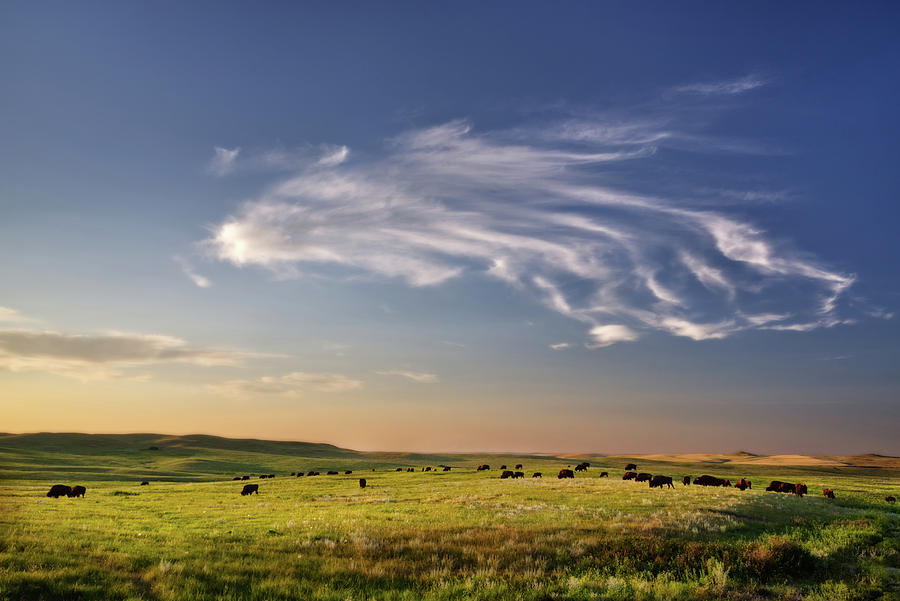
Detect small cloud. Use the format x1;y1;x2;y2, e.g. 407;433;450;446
208;146;240;176
587;325;639;348
174;256;212;288
317;145;349;167
673;75;767;96
549;342;570;350
376;369;439;383
0;306;31;324
209;371;362;397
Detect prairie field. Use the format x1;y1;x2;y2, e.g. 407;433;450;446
1;434;898;601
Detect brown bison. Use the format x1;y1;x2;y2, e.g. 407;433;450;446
241;475;250;481
443;466;451;471
46;484;71;498
694;475;729;487
500;470;515;479
794;483;807;497
296;472;303;477
395;467;403;471
625;463;637;471
558;469;575;479
635;473;653;482
140;481;149;486
359;478;366;488
232;476;241;481
886;496;896;503
476;464;490;471
649;475;673;489
515;464;523;470
823;488;835;499
307;471;320;476
623;471;637;480
682;476;691;486
240;484;258;496
513;471;525;479
407;468;414;472
766;481;796;494
68;485;86;498
574;462;589;472
599;471;608;478
532;472;542;478
345;470;352;474
735;478;751;491
499;465;507;470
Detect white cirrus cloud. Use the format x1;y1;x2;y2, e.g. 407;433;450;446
208;146;241;176
549;342;571;350
375;369;439;383
208;371;362;397
0;329;266;380
201;106;864;348
174;256;212;288
673;74;767;96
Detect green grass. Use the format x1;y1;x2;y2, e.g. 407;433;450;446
1;434;898;600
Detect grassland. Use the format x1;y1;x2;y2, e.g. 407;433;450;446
1;434;898;600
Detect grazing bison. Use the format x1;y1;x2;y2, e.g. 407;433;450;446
345;470;352;474
515;464;523;470
694;475;729;487
886;496;896;503
476;464;490;471
823;488;835;499
766;481;796;494
598;471;608;478
327;471;338;475
290;472;295;476
47;484;71;498
232;477;241;481
395;467;403;472
635;473;653;482
532;472;542;478
296;472;303;477
359;478;366;488
307;471;319;476
241;484;258;496
424;467;431;472
407;468;414;472
241;475;250;481
794;483;807;497
68;485;86;498
735;478;751;491
500;470;515;479
649;475;674;489
499;465;507;470
443;466;451;471
623;471;637;480
140;481;149;486
682;476;691;486
558;469;575;479
574;462;589;472
513;471;525;479
625;463;637;471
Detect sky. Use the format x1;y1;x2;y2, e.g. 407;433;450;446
1;3;899;454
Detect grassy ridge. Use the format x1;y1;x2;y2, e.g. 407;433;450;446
1;434;898;600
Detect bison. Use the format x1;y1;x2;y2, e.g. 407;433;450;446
407;468;414;472
443;466;451;471
694;475;729;487
735;478;751;491
515;464;523;469
823;488;835;499
296;472;303;477
232;476;241;481
140;481;149;486
598;471;608;478
307;471;319;476
886;496;896;503
794;483;807;497
574;462;589;472
46;484;71;498
241;484;258;496
623;471;637;480
500;470;515;479
345;470;352;475
68;485;86;498
682;475;691;486
327;471;338;475
500;465;507;470
558;469;575;479
476;464;490;471
625;463;637;471
359;478;367;488
532;472;542;478
649;475;673;489
395;467;403;472
635;473;653;482
241;475;250;481
513;471;525;479
766;481;796;494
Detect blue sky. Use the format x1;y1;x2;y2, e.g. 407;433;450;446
1;3;898;453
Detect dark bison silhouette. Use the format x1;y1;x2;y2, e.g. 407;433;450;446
574;462;589;472
500;470;515;479
359;478;367;488
649;475;673;489
47;484;71;498
307;471;319;476
735;478;751;491
625;463;637;471
513;471;525;479
476;464;490;471
598;471;608;478
766;481;805;495
635;473;653;482
345;470;352;474
68;485;86;498
499;465;507;470
532;472;542;478
823;488;835;499
886;496;896;503
232;477;241;481
794;483;808;497
682;476;691;486
443;466;451;471
296;472;303;477
515;464;523;470
241;484;258;495
622;471;637;480
241;475;250;481
140;481;149;486
327;471;338;475
395;467;403;472
694;475;730;487
558;469;575;479
407;468;414;472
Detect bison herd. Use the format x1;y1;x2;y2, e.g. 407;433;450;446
46;484;85;498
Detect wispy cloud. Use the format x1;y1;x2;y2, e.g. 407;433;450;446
208;146;241;176
376;369;439;383
317;145;349;166
208;371;362;397
0;306;32;324
0;329;263;380
673;74;767;96
174;256;212;288
549;342;570;350
202;106;861;348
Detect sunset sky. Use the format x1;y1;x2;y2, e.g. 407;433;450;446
2;3;898;454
